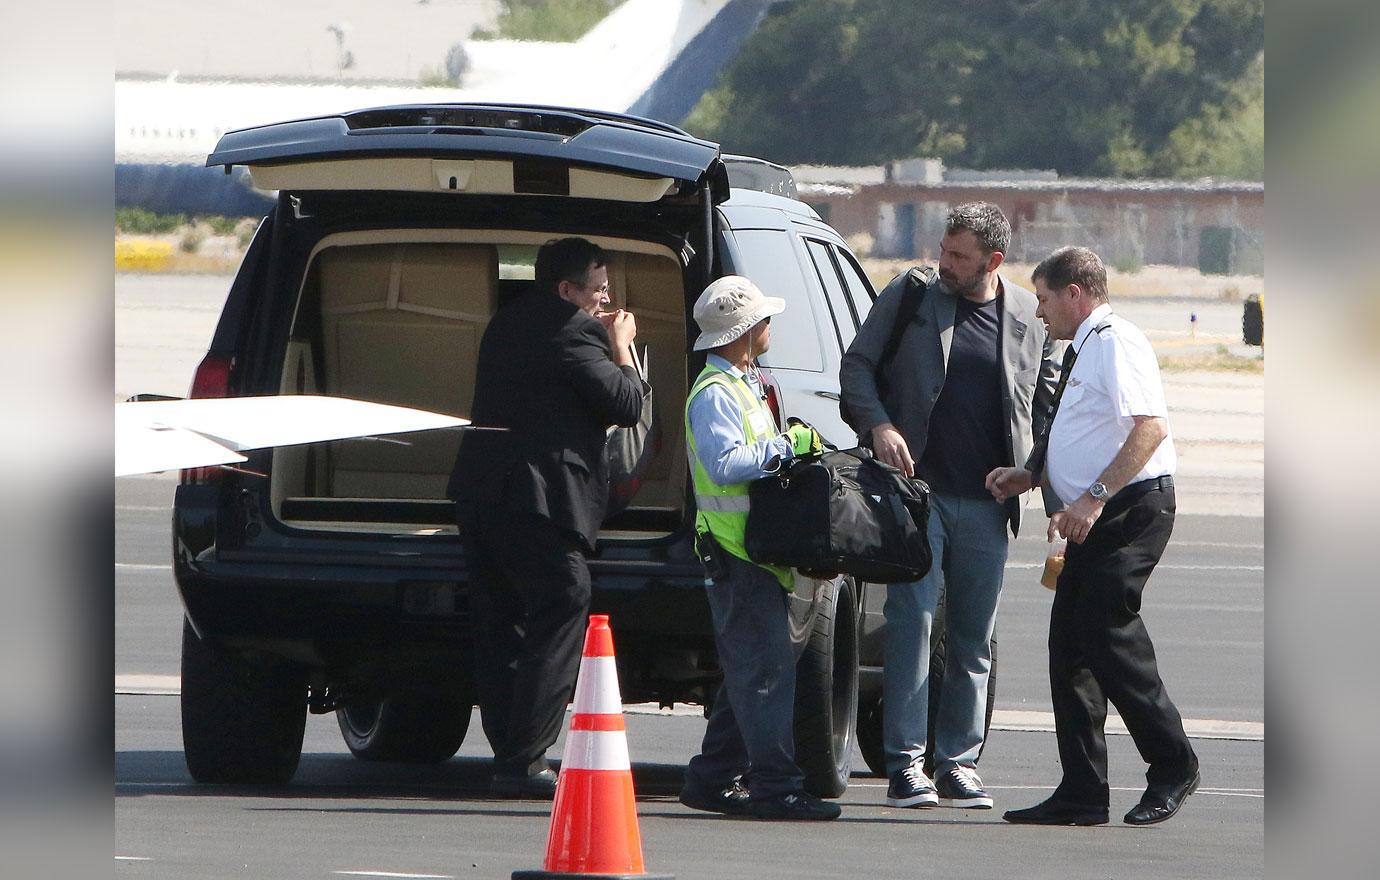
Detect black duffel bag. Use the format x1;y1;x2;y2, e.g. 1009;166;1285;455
744;446;932;583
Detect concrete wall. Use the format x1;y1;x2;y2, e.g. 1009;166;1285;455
803;182;1265;275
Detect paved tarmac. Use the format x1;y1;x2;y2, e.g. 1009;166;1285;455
115;272;1263;877
115;273;1265;516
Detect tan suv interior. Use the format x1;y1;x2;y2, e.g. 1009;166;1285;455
270;231;688;535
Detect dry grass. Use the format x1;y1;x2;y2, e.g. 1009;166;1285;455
1158;344;1264;373
860;259;1264;302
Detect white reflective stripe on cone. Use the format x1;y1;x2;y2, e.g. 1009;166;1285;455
572;657;623;714
560;729;631;772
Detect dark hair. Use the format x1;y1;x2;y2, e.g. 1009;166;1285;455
1032;246;1109;303
946;202;1011;255
535;237;607;294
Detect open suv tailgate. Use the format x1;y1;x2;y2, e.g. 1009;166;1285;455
206;103;730;203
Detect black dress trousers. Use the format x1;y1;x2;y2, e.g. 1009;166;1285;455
465;507;592;775
1048;482;1198;806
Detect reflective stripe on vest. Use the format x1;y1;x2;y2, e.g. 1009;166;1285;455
684;364;794;591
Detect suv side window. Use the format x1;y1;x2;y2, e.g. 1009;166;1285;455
804;238;856;351
834;246;876;323
731;228;825;372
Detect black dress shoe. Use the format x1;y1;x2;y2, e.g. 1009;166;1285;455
1003;795;1109;826
491;767;558;799
1124;771;1200;825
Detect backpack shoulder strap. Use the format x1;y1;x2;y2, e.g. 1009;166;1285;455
877;266;933;372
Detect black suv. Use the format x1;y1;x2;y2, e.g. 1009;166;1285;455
174;104;876;794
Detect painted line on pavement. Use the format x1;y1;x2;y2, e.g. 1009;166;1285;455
117;674;180;695
1005;562;1262;572
117;676;1261;740
115;856;153;861
117;562;1263;574
848;781;1263;798
991;708;1262;741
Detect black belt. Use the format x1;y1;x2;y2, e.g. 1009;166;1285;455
1111;474;1174;506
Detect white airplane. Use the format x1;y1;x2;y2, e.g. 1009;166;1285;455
116;395;473;477
117;0;744;167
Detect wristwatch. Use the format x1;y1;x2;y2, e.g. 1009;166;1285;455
1088;481;1111;501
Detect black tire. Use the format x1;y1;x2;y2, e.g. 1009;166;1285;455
180;618;308;785
856;691;886;778
793;577;860;798
1243;296;1264;346
336;693;472;763
852;631;998;779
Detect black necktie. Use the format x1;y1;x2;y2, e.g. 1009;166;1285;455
1026;342;1080;483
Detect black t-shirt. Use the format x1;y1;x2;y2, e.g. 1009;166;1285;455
917;293;1007;497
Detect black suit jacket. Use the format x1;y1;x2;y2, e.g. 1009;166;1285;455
448;289;644;550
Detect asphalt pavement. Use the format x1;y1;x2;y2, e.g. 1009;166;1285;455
116;475;1263;879
116;272;1263;878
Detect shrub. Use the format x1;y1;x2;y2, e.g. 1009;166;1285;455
206;215;241;236
1112;252;1144;275
180;226;207;254
116;207;187;234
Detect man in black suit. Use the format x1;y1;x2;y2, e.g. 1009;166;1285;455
448;237;643;798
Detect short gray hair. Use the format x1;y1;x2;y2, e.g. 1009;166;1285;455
1032;246;1109;303
946;202;1011;255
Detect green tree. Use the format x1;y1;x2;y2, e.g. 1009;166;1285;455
683;0;1264;179
686;0;971;165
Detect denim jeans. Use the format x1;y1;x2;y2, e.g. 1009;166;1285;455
883;492;1009;775
685;552;804;801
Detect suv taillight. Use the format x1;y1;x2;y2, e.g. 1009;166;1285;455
181;354;234;485
763;382;783;431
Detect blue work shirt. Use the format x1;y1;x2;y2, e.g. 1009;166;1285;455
687;355;795;485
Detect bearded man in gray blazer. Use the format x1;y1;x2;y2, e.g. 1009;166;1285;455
840;203;1058;810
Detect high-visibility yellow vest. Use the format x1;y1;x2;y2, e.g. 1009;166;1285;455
684;363;794;591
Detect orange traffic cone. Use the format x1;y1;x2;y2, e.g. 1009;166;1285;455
512;615;673;880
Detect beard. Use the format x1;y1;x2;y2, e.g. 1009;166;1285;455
939;266;987;298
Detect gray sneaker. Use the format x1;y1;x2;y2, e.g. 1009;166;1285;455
936;765;993;809
885;763;938;808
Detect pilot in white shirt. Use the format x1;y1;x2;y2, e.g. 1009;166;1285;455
986;247;1200;828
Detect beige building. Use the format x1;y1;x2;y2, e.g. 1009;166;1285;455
794;163;1264;275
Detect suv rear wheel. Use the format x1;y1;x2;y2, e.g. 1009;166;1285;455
180;618;308;785
793;577;859;798
336;693;472;763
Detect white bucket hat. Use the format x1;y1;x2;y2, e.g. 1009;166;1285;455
691;275;786;351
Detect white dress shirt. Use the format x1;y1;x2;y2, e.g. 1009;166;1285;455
1046;303;1176;506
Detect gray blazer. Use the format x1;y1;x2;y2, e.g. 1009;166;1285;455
839;269;1060;536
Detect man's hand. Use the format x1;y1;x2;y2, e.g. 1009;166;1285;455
985;466;1032;502
600;310;638;365
1048;494;1104;544
869;423;914;477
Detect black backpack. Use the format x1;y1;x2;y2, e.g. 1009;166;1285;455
839;266;936;434
744;446;932;584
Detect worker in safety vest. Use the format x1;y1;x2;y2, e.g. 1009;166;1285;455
677;275;838;822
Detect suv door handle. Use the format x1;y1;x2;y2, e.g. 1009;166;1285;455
814;390;841;401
